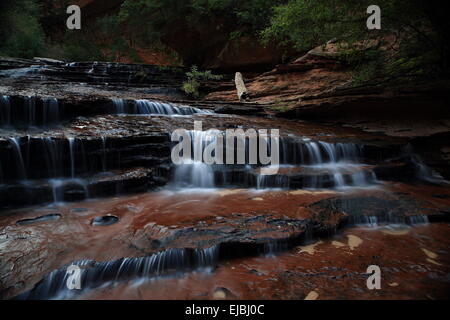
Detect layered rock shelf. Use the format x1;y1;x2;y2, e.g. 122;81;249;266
0;58;449;300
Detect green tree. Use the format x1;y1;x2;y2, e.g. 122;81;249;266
117;0;285;64
0;0;46;58
182;65;223;97
262;0;449;77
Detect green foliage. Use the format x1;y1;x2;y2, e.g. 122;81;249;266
95;15;139;62
119;0;284;44
61;32;103;62
186;65;223;81
0;0;46;58
0;0;447;83
262;0;448;78
268;103;290;113
337;48;385;85
182;66;223;97
261;0;375;51
182;79;201;98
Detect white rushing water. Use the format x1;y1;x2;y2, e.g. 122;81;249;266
171;132;378;190
8;137;27;180
112;98;209;115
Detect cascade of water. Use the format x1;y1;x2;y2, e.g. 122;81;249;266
349;213;430;227
306;142;323;163
135;99;206;115
171;131;376;189
301;141;373;188
136;100;175;115
173;130;220;188
112;98;126;114
256;171;290;189
8;138;27;180
40;138;64;178
278;140;362;164
0;95;11;126
174;160;215;188
111;98;207;115
25;96;36;127
101;136;107;171
68;138;76;178
18;246;220;300
407;215;429;225
42;98;59;126
49;179;64;203
49;178;90;204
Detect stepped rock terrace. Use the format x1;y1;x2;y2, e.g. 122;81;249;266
0;58;449;300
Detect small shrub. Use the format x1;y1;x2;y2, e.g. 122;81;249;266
182;66;222;98
182;79;201;97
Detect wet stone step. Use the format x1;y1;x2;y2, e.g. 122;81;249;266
0;95;208;128
14;187;449;300
0;136;172;182
0;59;188;88
170;160;421;189
172;163;380;189
0;168;162;209
15;246;220;300
0;130;405;183
307;196;450;226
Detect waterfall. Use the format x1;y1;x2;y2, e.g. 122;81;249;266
136;99;177;114
25;96;36;127
174;160;215;188
171;132;377;189
18;246;220;300
257;140;374;189
49;178;89;204
42;138;64;178
8;138;27;180
112;98;126;114
135;99;206;115
277;139;362;164
42;98;59;126
1;96;62;128
256;174;289;189
49;179;64;203
111;98;207;115
68;138;76;178
0;95;11;126
101;136;107;171
172;130;221;188
298;142;373;189
305;142;323;163
349;213;429;227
